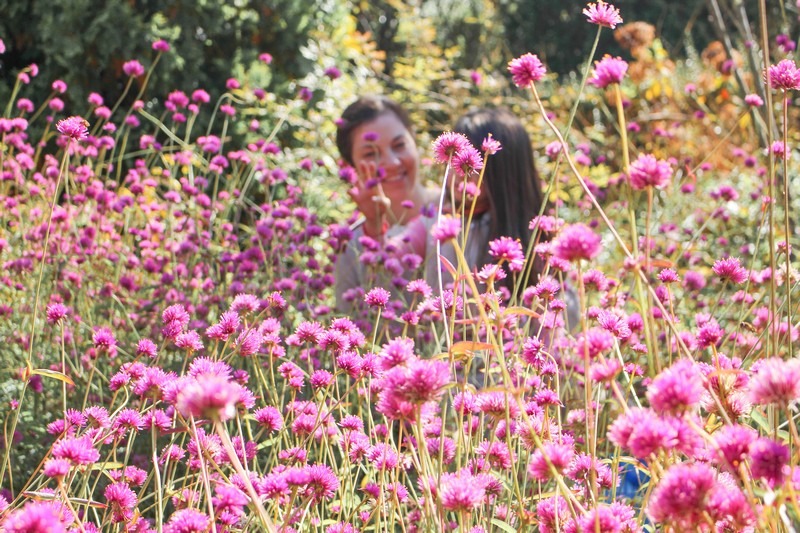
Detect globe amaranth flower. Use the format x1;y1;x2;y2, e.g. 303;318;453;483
629;153;672;190
56;116;89;141
122;60;145;77
647;462;717;527
431;216;461;243
452;145;484;177
766;59;800;91
432;132;472;163
175;374;243;422
747;356;800;405
589;55;628;88
104;482;138;523
552;223;601;262
164;508;209;533
583;0;623;28
749;436;790;488
508;53;546;87
712;257;748;284
488;236;525;272
647;358;704;415
364;287;391;308
4;500;74;532
438;470;488;512
375;357;451;421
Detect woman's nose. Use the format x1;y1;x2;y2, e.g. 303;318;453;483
380;150;401;168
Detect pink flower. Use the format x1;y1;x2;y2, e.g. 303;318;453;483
253;406;283;432
56;116;89;141
432;132;472;163
767;59;800;91
744;93;763;107
122;60;145;77
537;496;570;533
438;470;487;512
176;374;242;422
749;437;790;488
364;287;390;308
104;482;138;522
52;435;100;465
629;153;672;189
481;135;502;154
747;356;800;405
46;303;69;324
589;55;628;88
712;257;748;284
452;145;484;177
647;462;717;527
164;509;209;533
488;236;525;272
552;223;601;262
152;39;170;52
508;53;546;87
647;359;704;415
431;216;461;243
4;500;73;533
376;357;450;421
528;440;575;480
583;0;623;28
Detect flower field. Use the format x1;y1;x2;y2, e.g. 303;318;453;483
1;1;800;532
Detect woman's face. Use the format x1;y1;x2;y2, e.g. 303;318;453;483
350;112;420;209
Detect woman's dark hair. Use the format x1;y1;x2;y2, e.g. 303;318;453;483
454;107;546;286
336;95;413;166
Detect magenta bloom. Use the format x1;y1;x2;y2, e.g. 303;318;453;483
648;462;717;527
438;470;487;512
122;60;145;77
304;463;340;502
749;437;790;488
376;357;451;421
647;359;704;415
176;374;242;422
712;257;748;284
46;303;70;324
152;39;171;52
56;116;89;141
744;93;764;107
164;508;209;533
432;132;472;163
4;500;74;532
104;482;138;522
508;53;546;87
452;145;484;177
747;356;800;405
629;153;672;190
713;424;757;471
431;216;461;243
52;434;100;465
364;287;391;308
589;55;628;88
552;223;601;262
767;59;800;91
482;135;502;154
583;0;623;28
488;236;525;272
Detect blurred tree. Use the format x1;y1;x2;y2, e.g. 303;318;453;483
0;0;350;114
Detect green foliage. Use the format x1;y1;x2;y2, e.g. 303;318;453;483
0;0;351;116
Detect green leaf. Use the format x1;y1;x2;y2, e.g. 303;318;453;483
491;519;518;533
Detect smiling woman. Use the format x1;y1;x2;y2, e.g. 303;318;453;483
333;96;437;313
